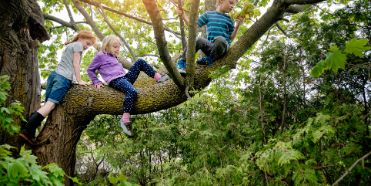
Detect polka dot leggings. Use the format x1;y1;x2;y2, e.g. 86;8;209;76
109;59;156;113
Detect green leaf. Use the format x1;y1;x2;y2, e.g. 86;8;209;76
29;165;50;184
44;163;65;178
0;145;12;158
312;125;335;143
69;176;82;185
275;142;304;166
327;45;347;73
344;38;371;57
8;161;29;179
310;60;326;77
0;107;10;114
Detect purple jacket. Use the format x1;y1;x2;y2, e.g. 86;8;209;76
87;52;128;85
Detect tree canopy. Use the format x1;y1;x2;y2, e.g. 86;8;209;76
0;0;370;185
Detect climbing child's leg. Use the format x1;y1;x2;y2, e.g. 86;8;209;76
196;37;215;65
210;36;229;61
109;77;138;116
125;59;158;83
196;37;213;56
109;77;137;136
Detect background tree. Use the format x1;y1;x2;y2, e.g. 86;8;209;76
1;0;369;185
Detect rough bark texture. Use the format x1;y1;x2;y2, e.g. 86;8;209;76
0;0;48;145
34;106;94;185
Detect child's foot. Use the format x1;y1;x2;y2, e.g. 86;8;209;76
157;74;170;83
154;73;162;81
120;119;133;136
176;58;186;74
196;56;213;65
19;131;35;145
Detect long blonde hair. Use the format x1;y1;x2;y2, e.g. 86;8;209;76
65;30;96;45
101;35;121;54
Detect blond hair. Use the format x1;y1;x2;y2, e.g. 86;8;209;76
217;0;237;5
101;35;121;54
65;30;96;45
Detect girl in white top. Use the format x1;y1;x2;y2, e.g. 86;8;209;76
19;30;96;145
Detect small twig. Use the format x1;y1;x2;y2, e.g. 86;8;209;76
263;26;273;45
185;86;191;99
275;23;290;38
80;0;180;36
97;6;137;62
178;0;187;56
332;151;371;186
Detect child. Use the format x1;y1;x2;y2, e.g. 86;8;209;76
176;0;243;73
19;30;97;145
87;35;162;136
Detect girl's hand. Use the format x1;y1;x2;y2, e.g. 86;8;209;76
94;84;104;89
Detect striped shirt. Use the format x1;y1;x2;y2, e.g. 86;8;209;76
197;11;235;45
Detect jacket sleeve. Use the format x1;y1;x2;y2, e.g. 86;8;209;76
87;54;103;85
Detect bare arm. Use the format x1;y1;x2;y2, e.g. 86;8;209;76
177;7;190;26
230;18;243;41
72;52;88;85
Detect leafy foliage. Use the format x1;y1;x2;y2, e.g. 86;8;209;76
36;0;370;185
0;76;75;185
310;38;370;77
0;145;66;185
0;75;24;135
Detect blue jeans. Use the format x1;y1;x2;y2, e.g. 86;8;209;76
109;59;156;113
45;71;72;104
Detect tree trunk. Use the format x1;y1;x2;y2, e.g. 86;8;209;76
0;0;48;145
34;105;94;185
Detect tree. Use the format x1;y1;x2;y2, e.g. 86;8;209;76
0;0;325;184
0;0;49;145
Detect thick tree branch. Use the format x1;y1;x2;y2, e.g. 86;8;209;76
284;0;324;5
286;4;310;13
43;14;78;31
80;0;180;36
142;0;185;89
97;7;137;62
72;0;104;40
185;0;200;89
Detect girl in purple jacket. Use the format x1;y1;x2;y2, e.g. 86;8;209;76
87;35;162;136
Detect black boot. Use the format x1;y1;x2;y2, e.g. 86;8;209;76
19;112;45;145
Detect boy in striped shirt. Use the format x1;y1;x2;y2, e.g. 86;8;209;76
176;0;243;73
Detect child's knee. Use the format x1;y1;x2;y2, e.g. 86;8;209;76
127;89;138;98
136;58;147;65
214;37;228;50
211;37;229;59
